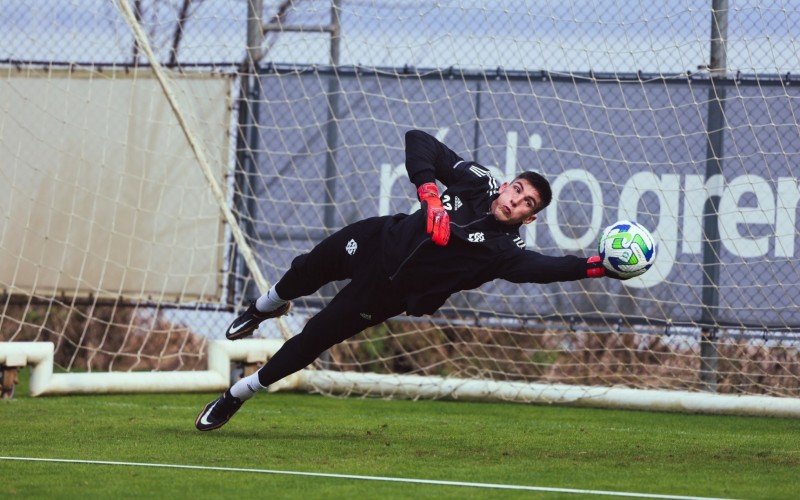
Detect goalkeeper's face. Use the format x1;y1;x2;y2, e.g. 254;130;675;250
491;179;540;225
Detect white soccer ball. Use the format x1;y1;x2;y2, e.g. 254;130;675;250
598;220;656;279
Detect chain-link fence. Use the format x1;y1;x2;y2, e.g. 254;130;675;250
3;1;797;72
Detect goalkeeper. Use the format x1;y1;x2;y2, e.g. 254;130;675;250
196;129;623;431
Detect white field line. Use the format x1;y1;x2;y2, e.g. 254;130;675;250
0;456;733;500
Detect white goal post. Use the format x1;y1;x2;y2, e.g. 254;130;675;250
4;340;800;418
2;1;800;417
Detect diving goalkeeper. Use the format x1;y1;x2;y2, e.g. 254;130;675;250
196;129;624;431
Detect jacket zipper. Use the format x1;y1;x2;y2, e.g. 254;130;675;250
389;238;429;281
451;214;488;229
389;214;490;281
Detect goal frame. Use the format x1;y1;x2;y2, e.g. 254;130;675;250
3;340;800;418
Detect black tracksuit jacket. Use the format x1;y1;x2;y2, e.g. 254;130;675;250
376;130;590;317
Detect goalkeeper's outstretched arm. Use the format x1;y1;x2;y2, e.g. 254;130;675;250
496;250;625;284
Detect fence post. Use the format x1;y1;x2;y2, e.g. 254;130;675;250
323;0;343;238
699;0;729;391
319;0;343;368
232;0;265;304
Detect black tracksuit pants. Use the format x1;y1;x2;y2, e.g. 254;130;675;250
257;217;407;387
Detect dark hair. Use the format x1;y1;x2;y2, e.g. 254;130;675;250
513;171;552;213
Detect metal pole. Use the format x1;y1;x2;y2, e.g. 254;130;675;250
323;0;342;236
232;0;265;304
699;0;728;391
246;0;264;75
245;0;264;248
318;0;343;369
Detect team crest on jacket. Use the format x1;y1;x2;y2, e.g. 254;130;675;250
346;239;358;255
468;232;485;243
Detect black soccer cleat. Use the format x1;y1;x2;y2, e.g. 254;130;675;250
225;300;291;340
195;390;244;431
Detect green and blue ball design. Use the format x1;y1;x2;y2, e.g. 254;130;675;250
598;220;656;279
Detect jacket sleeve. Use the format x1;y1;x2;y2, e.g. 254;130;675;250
496;249;589;284
404;129;466;188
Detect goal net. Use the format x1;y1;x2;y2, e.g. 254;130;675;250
2;1;800;413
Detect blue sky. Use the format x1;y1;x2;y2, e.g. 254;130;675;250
1;0;798;74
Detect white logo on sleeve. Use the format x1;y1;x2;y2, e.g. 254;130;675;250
346;239;358;255
468;232;485;243
454;196;462;210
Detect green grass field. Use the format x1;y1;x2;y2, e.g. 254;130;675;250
2;369;799;499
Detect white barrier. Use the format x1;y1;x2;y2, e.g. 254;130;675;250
3;341;800;417
0;340;288;396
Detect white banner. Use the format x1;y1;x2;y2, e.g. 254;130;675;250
0;69;230;302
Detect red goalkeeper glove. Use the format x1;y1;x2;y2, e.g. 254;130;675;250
417;182;450;246
586;255;624;279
